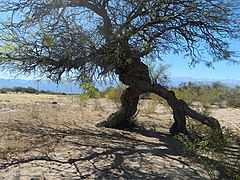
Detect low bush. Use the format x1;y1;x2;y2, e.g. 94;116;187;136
0;86;65;95
177;118;240;179
172;82;240;108
102;85;125;105
224;88;240;108
81;83;100;98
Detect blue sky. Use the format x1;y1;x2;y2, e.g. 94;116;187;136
164;53;240;80
165;39;240;80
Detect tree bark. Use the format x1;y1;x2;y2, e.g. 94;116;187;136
96;60;222;136
96;86;140;128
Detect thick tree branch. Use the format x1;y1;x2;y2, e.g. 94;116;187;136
64;0;113;40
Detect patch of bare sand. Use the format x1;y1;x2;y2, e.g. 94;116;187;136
0;94;238;179
211;107;240;132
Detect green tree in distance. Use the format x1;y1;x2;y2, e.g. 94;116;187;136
0;0;239;135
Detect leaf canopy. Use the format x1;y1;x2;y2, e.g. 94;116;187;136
0;0;239;82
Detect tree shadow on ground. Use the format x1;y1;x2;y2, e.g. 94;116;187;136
0;120;216;179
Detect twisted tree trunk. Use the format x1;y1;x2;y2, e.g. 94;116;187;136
96;86;140;128
96;60;222;136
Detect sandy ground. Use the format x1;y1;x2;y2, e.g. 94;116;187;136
0;93;239;179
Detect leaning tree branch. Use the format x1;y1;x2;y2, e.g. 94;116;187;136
98;60;223;137
65;0;113;40
131;76;222;136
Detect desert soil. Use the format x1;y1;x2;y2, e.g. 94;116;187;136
0;93;239;180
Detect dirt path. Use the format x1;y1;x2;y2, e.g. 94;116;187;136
0;94;239;179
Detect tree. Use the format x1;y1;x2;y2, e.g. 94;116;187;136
0;0;239;135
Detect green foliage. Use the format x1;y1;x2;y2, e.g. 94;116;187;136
197;88;223;105
176;118;240;179
14;87;38;94
0;87;38;94
0;0;239;82
42;33;53;46
146;60;171;85
78;93;90;102
0;39;17;58
173;82;204;104
0;88;12;93
224;88;240;108
102;85;125;105
76;83;101;106
81;83;100;98
0;87;65;95
173;82;240;108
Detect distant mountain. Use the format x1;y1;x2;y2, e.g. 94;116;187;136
0;78;116;94
0;78;83;94
168;77;240;87
0;77;239;94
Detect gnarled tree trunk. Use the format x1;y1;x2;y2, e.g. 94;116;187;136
96;86;140;128
96;60;222;136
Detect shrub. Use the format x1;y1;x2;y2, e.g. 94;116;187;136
224;88;240;108
172;82;236;107
81;83;100;98
103;85;125;105
0;88;12;93
197;88;223;105
13;86;38;93
94;99;103;111
25;105;41;119
77;93;90;106
177;118;240;179
0;87;39;94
